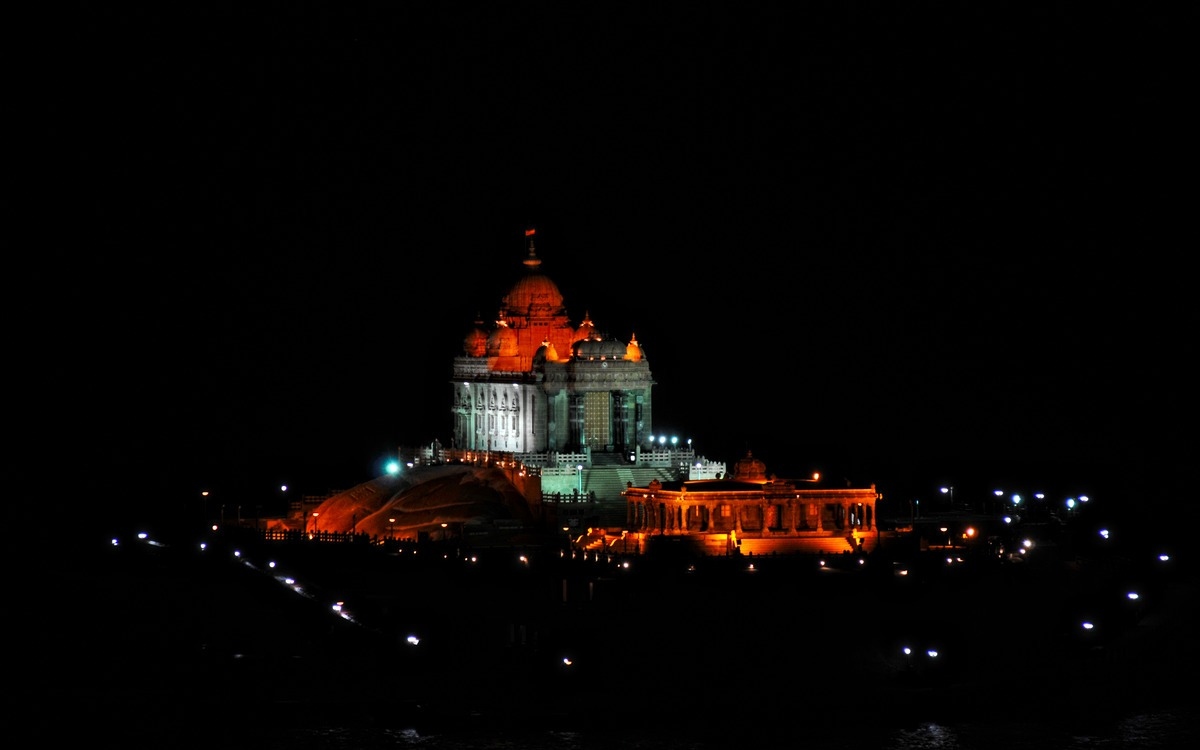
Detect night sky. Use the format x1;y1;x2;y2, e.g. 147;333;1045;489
29;3;1192;531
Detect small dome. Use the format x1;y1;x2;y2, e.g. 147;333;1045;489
573;336;627;360
463;319;488;357
731;451;768;481
533;339;560;365
625;334;643;362
573;312;596;343
486;321;519;357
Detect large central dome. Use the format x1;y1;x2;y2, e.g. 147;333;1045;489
502;244;564;314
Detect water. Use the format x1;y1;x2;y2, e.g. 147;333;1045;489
106;704;1198;749
50;522;1197;749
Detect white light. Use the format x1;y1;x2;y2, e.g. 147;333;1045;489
406;635;420;646
1127;592;1139;601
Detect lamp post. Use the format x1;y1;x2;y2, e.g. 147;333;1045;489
576;464;583;496
310;511;319;535
389;517;395;540
201;490;210;524
940;486;954;510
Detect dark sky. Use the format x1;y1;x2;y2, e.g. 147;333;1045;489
29;3;1193;528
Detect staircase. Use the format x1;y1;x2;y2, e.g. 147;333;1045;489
581;460;680;530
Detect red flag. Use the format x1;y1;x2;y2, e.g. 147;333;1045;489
525;228;536;236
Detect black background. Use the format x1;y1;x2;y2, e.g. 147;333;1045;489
23;3;1194;531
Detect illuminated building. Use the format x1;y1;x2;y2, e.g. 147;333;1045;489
451;232;654;457
442;231;881;554
623;450;881;555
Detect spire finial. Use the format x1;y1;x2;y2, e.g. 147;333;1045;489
523;227;541;269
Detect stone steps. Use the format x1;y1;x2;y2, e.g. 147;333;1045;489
584;466;678;529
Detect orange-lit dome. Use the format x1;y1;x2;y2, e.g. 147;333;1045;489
463;319;488;357
533;339;560;365
502;244;565;315
573;311;596;343
731;451;768;481
486;321;519;357
625;334;643;362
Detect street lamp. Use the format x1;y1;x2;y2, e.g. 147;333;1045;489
389;517;396;540
940;486;954;510
310;511;319;534
576;464;583;496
